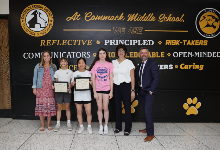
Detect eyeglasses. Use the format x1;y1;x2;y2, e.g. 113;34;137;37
118;50;125;53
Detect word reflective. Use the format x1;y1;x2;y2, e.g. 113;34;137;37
40;40;92;46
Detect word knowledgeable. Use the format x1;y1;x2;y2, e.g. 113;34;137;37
94;52;165;58
66;12;184;22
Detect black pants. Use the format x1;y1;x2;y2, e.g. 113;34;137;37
113;83;132;132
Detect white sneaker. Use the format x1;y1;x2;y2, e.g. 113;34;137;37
78;126;84;134
87;127;93;134
104;125;108;134
99;125;103;135
54;124;60;132
67;123;72;131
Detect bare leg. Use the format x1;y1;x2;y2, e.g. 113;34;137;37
103;94;109;125
40;115;45;131
65;103;71;120
96;93;103;125
56;103;62;121
75;103;83;125
47;116;52;130
84;103;92;125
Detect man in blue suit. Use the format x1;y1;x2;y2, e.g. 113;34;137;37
136;47;159;142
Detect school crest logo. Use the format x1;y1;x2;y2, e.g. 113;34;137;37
195;8;220;38
20;4;53;37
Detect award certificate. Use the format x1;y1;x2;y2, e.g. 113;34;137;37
53;81;68;93
74;77;91;91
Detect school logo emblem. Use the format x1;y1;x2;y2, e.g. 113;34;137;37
20;4;53;37
195;8;220;38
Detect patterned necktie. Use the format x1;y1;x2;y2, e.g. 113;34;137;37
138;62;144;86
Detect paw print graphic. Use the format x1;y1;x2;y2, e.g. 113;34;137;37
122;99;138;114
183;97;201;115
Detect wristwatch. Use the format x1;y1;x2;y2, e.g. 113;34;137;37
131;89;135;92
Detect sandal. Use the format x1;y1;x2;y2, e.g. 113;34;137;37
114;129;121;133
124;132;130;136
39;127;45;131
47;126;52;130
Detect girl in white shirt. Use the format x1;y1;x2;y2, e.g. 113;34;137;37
112;44;135;136
53;57;73;132
71;57;93;134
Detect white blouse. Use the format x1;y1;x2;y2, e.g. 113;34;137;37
112;59;135;85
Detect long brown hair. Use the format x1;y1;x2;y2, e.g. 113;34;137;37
89;48;112;71
38;50;56;71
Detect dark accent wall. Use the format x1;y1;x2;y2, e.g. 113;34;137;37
9;0;220;122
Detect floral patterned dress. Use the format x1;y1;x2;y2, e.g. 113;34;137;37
35;68;56;116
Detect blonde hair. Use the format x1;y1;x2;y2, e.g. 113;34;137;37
38;50;56;71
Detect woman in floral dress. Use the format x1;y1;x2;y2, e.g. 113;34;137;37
32;51;57;131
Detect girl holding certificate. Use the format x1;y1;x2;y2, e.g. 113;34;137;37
71;57;93;134
90;48;113;135
32;51;57;131
53;57;73;132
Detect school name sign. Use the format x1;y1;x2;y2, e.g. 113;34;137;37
66;12;185;22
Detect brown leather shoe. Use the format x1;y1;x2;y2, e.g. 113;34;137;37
139;129;147;133
144;135;155;142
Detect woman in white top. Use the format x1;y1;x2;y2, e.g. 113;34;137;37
112;44;135;136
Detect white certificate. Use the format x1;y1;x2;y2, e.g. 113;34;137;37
53;82;68;93
74;77;90;91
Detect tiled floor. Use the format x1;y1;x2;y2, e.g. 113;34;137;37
0;118;220;150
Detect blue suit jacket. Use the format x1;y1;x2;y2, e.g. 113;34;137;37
136;59;159;94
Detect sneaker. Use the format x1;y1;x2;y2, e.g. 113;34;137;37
104;125;108;134
67;123;72;131
99;125;103;135
78;126;84;134
54;124;60;132
87;127;93;134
